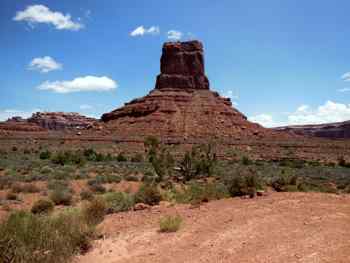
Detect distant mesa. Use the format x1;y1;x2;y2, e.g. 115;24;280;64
1;112;97;132
101;40;270;140
273;121;350;139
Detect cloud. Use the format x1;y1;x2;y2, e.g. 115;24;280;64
167;30;183;40
0;109;41;121
37;76;117;94
130;26;160;36
13;5;83;31
28;56;62;73
249;114;277;128
341;72;350;82
287;100;350;125
249;100;350;127
338;88;350;92
79;104;93;110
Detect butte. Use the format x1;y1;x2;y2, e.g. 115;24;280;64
101;40;271;142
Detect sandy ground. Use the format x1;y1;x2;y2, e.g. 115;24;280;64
76;192;350;263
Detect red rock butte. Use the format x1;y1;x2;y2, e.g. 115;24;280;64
101;40;269;140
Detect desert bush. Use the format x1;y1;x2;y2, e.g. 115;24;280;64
116;152;127;162
39;150;51;160
0;210;93;263
222;168;262;197
6;192;18;201
11;146;18;152
141;171;158;183
49;188;73;206
270;169;303;192
338;156;350;168
94;174;121;184
51;151;86;166
131;153;144;162
124;174;139;182
159;215;182;233
31;199;54;214
11;183;40;193
134;183;162;206
80;190;94;201
173;181;229;204
241;156;253;165
82;197;106;226
40;165;54;174
179;143;217;182
103;192;134;213
87;180;106;194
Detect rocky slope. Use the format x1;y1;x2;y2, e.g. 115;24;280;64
0;112;97;132
101;40;272;140
274;120;350;139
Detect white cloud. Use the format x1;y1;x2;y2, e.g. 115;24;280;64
287;101;350;125
249;114;277;128
130;26;160;36
249;100;350;128
37;76;117;94
0;109;41;121
338;88;350;92
28;56;62;73
79;104;93;110
341;72;350;82
13;5;83;31
167;30;183;40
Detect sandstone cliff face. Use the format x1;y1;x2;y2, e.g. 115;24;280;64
273;121;350;139
0;112;97;132
28;112;96;130
101;40;269;140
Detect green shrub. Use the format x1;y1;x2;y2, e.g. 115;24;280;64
116;153;127;162
159;215;182;233
80;190;94;201
49;189;73;206
82;197;106;226
223;168;262;197
31;199;54;214
0;210;93;263
241;156;253;165
173;181;229;204
51;151;86;166
39;150;51;160
270;169;303;192
134;183;162;206
40;165;54;174
104;192;134;213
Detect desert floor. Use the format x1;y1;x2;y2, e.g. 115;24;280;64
76;192;350;263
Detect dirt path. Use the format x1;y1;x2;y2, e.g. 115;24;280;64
76;192;350;263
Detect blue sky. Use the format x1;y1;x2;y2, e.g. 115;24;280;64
1;0;350;127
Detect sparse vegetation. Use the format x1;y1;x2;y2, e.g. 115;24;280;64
31;199;54;214
0;210;93;263
159;215;182;233
134;183;162;206
104;191;134;213
82;197;106;225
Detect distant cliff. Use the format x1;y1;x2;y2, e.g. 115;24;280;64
273;121;350;139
